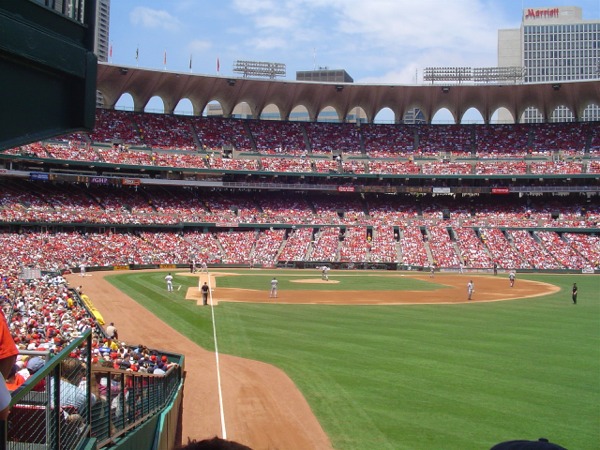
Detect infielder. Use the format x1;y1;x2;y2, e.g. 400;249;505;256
467;280;474;301
270;277;278;298
165;273;174;292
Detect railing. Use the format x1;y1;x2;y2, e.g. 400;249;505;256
3;332;94;450
1;331;183;450
90;362;182;448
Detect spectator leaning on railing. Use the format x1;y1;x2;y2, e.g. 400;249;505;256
0;308;18;420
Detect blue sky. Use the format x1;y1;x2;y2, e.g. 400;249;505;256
108;1;599;117
109;0;598;82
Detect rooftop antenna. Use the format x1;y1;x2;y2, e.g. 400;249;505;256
313;47;316;70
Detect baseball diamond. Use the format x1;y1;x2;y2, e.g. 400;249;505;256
59;268;598;450
2;2;600;449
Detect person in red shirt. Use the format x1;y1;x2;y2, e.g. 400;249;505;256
5;364;25;391
0;310;18;419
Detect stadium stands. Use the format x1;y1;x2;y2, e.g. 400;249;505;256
0;112;598;275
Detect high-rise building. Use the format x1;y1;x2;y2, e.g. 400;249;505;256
94;0;111;63
94;0;110;106
498;5;599;122
32;0;109;57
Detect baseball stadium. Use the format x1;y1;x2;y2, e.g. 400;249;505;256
0;2;599;450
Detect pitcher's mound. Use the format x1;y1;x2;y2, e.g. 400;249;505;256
291;278;340;284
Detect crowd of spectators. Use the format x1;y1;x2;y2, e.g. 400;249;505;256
0;254;180;442
313;158;340;173
368;160;420;175
528;122;588;154
5;111;598;170
452;227;494;269
426;225;462;268
361;123;415;157
214;230;255;265
342;159;368;174
0;220;596;272
562;233;600;268
260;157;312;173
4;119;598;177
304;122;361;155
309;227;340;262
182;231;223;265
535;231;591;270
0;178;598;269
247;120;306;155
367;226;398;263
135;114;196;150
338;227;368;262
89;109;142;145
398;225;430;268
190;116;252;152
10;144;592;177
251;229;286;267
277;227;313;262
479;228;531;269
417;124;473;154
0;180;598;231
507;230;563;270
474;124;530;156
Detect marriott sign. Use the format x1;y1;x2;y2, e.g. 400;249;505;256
525;7;560;20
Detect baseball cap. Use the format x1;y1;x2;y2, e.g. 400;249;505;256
27;356;45;373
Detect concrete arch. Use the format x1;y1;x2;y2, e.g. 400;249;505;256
289;105;310;122
461;107;485;124
174;98;194;116
317;106;341;123
97;63;600;125
259;103;282;120
373;107;395;124
114;92;134;111
431;108;456;125
144;96;165;114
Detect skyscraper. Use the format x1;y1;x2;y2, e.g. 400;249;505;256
94;0;111;63
94;0;110;106
498;5;599;122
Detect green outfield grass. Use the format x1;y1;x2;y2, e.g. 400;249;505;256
106;270;600;450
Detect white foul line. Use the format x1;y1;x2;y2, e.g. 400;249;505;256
207;271;227;439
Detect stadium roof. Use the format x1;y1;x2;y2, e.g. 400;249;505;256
97;62;600;124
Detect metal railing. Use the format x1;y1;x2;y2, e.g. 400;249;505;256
3;332;93;450
2;331;183;450
90;363;182;448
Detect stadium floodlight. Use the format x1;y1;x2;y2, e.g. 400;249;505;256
473;66;525;84
424;66;525;84
423;67;472;84
233;60;286;79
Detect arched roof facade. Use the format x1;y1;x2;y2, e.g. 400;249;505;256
97;62;600;124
